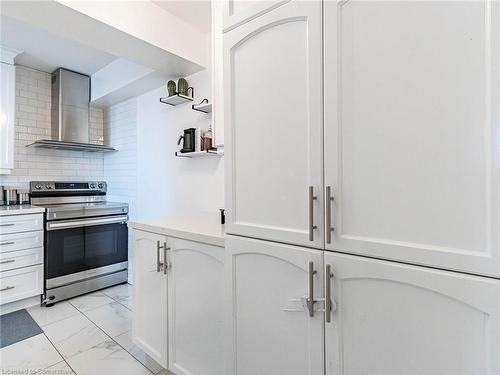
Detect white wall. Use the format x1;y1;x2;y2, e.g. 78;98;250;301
104;68;226;220
136;69;224;219
105;68;224;283
103;98;138;282
0;66;104;188
100;67;225;221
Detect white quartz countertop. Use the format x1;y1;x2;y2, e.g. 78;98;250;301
129;212;225;247
0;205;45;216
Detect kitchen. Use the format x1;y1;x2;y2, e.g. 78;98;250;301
0;1;499;375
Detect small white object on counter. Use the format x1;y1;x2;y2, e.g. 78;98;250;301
0;205;46;216
129;212;224;247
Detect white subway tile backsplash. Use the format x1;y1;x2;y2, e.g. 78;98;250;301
0;66;105;188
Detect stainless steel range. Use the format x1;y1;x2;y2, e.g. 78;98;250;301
30;181;129;306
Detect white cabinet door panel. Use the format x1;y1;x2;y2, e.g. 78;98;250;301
167;238;224;375
226;235;324;375
132;230;167;368
0;264;43;305
212;0;225;147
0;62;15;175
0;214;43;235
324;0;500;276
0;230;44;254
222;0;289;32
324;252;500;375
225;0;324;248
0;247;43;272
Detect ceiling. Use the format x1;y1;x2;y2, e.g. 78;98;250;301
0;0;207;106
152;0;212;33
0;15;117;75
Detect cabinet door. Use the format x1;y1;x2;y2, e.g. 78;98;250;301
132;230;167;368
0;264;43;305
212;0;224;147
0;62;15;175
324;251;500;375
226;235;324;375
324;1;500;277
224;0;324;248
167;238;225;375
222;0;289;32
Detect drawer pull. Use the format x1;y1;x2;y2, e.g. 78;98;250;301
0;224;15;227
0;285;15;292
0;259;15;265
0;242;15;246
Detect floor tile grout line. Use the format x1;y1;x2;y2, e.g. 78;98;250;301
43;310;111;372
111;296;133;312
27;287;152;374
52;298;155;374
42;332;78;374
67;296;115;315
71;303;155;375
102;285;134;311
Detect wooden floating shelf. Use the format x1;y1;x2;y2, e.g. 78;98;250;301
160;93;194;106
175;150;223;158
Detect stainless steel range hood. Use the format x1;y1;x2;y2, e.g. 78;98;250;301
27;68;116;152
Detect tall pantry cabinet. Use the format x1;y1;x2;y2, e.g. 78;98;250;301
224;0;324;248
0;46;18;175
324;0;500;278
223;0;500;374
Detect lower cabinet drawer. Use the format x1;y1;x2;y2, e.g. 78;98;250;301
0;247;43;272
0;231;44;254
0;265;43;305
0;214;43;235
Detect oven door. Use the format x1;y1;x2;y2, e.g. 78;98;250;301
45;215;128;280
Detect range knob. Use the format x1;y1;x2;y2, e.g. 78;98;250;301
45;184;52;190
90;183;96;189
35;184;42;190
98;183;104;189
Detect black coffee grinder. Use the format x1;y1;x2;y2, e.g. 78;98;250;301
177;128;196;153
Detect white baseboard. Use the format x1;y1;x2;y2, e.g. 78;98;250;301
0;295;41;315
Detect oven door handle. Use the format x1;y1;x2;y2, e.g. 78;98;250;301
46;215;128;231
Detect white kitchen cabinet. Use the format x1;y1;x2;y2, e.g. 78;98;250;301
324;251;500;374
167;238;224;375
222;0;289;32
0;264;43;305
132;229;225;375
0;59;16;175
132;230;168;368
0;247;43;272
212;0;224;147
225;235;324;375
0;213;43;235
224;0;324;248
324;0;500;277
0;230;44;254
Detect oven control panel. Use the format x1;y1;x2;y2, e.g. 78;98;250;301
30;181;107;193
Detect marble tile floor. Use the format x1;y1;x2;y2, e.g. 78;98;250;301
0;283;171;375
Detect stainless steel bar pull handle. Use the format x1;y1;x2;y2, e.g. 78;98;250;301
156;240;163;272
325;186;334;244
0;285;15;292
0;242;15;246
325;264;333;323
307;261;317;317
0;259;15;265
308;186;317;241
163;243;170;274
0;223;15;227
